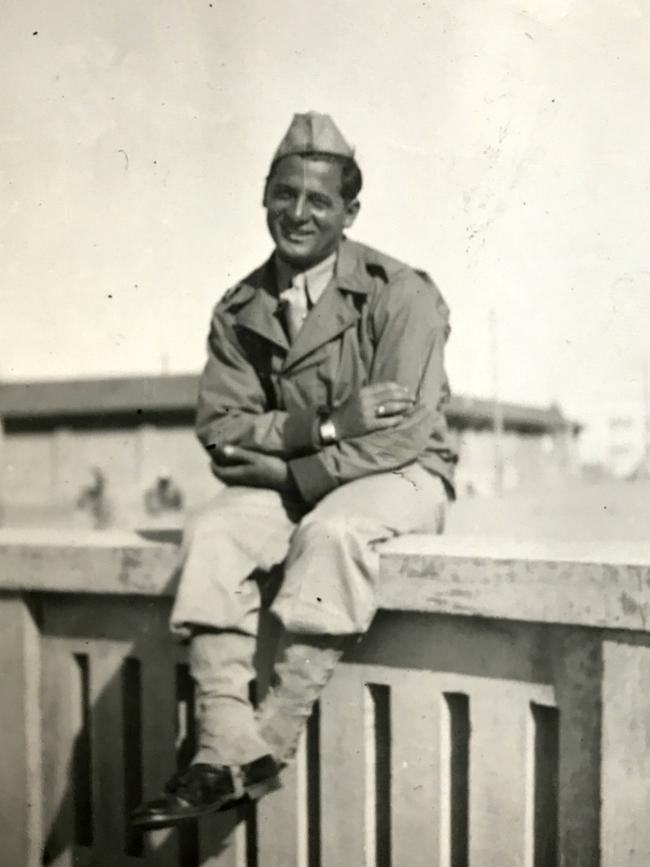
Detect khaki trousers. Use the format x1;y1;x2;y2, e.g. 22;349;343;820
171;463;446;766
171;463;446;638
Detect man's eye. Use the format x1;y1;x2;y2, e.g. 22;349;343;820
310;197;330;209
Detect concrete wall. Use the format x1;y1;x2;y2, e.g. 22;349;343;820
2;420;576;528
3;530;650;865
2;424;217;528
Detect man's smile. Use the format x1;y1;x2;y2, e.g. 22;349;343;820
280;226;317;244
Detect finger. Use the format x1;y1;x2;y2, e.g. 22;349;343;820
366;380;408;395
373;399;413;418
375;398;415;417
211;458;234;475
212;463;244;481
367;382;415;402
366;415;405;431
210;462;227;479
211;452;248;476
219;445;255;465
210;444;239;465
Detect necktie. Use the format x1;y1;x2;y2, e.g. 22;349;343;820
279;275;309;342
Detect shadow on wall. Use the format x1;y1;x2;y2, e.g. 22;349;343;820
73;468;185;530
40;538;287;867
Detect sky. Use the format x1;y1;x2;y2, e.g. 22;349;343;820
2;0;650;463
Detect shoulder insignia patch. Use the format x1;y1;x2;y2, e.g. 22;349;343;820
414;268;450;326
221;283;243;303
365;262;389;281
218;281;256;311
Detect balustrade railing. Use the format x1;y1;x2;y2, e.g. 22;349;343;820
1;529;650;866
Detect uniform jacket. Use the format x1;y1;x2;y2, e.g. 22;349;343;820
196;238;457;504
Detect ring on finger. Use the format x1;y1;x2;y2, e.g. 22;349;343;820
376;404;386;417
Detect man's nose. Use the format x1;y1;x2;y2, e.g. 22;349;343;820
287;194;309;221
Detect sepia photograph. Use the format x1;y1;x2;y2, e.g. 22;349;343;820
1;1;650;865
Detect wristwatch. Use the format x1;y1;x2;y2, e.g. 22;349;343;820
318;416;338;445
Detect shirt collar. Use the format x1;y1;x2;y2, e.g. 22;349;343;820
274;250;338;306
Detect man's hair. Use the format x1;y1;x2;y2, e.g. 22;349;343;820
265;153;363;204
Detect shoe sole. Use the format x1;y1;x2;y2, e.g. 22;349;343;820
217;772;282;811
130;774;282;831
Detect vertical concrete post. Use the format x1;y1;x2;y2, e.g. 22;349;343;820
0;593;42;866
600;637;650;867
552;627;603;866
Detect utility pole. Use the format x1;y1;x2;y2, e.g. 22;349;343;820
0;362;5;526
490;307;504;495
640;356;650;479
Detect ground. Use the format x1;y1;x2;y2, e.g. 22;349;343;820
447;479;650;542
4;479;649;544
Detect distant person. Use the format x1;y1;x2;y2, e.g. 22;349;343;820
76;466;111;529
144;471;184;515
132;112;457;830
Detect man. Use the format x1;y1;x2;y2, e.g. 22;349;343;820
131;112;457;829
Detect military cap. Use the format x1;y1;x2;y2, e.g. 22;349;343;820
272;112;354;164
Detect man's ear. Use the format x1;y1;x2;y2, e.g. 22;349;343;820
343;198;360;229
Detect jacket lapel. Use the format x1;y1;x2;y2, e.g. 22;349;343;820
283;283;360;371
235;289;289;352
283;240;370;372
232;260;289;352
232;240;371;366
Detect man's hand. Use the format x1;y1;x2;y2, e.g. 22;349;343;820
210;445;294;493
330;381;415;440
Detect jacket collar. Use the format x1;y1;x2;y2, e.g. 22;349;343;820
283;273;360;370
334;237;372;295
274;250;337;305
232;258;289;351
232;238;370;363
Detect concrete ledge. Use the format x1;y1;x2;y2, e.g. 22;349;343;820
0;529;180;596
1;529;650;632
381;534;650;633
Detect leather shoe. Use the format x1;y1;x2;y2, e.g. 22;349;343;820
130;754;282;830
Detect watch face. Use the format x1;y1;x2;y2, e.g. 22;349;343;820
319;418;337;445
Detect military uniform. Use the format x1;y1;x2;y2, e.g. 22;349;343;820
132;112;457;831
172;238;455;640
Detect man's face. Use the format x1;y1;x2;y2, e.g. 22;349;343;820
264;155;359;269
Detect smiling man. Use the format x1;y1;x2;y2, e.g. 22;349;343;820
131;112;457;829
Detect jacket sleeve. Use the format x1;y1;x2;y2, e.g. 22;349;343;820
195;306;320;457
288;270;451;503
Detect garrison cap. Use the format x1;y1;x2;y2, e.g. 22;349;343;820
272;112;354;164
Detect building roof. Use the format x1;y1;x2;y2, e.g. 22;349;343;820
0;374;581;434
445;394;577;433
0;374;199;418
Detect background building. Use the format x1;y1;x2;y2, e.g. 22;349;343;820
0;375;581;529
